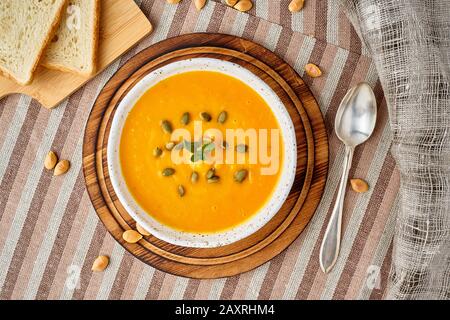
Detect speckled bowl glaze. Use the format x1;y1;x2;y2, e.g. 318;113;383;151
107;58;297;248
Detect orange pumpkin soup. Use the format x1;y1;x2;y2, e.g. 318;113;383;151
120;71;283;233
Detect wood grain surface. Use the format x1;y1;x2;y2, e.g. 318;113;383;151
0;0;152;109
82;33;329;279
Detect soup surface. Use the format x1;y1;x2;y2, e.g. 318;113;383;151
120;71;283;233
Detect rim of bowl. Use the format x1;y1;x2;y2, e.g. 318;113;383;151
107;58;297;248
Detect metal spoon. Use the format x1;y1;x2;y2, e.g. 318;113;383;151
319;82;377;273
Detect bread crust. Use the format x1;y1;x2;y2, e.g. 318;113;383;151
0;0;68;85
42;0;101;77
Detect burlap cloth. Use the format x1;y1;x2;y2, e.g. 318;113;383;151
340;0;450;300
0;0;447;299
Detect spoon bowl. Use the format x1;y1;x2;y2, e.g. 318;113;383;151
335;83;377;147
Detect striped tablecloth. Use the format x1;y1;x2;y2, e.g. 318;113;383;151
0;0;398;300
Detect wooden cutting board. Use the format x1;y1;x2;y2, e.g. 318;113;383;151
0;0;152;109
83;34;329;278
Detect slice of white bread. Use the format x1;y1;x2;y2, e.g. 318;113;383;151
0;0;67;85
42;0;100;76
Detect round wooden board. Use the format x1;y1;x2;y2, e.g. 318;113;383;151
82;33;329;279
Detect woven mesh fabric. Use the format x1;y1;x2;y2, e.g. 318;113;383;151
339;0;450;299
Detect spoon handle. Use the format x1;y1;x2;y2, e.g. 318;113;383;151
320;145;354;273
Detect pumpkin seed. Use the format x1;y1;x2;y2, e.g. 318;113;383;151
177;185;186;197
304;63;322;78
194;0;207;10
136;223;151;236
161;120;173;134
165;142;175;151
206;168;215;179
207;176;220;184
350;178;369;193
191;171;199;183
234;0;253;12
236;144;248;153
153;147;163;157
234;169;248;183
225;0;238;6
122;230;142;243
200;112;212;122
289;0;304;12
91;255;109;272
162;168;175;176
54;160;70;176
181;112;190;125
217;111;228;124
44;151;58;170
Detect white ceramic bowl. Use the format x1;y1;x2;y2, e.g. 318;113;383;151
107;58;297;248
